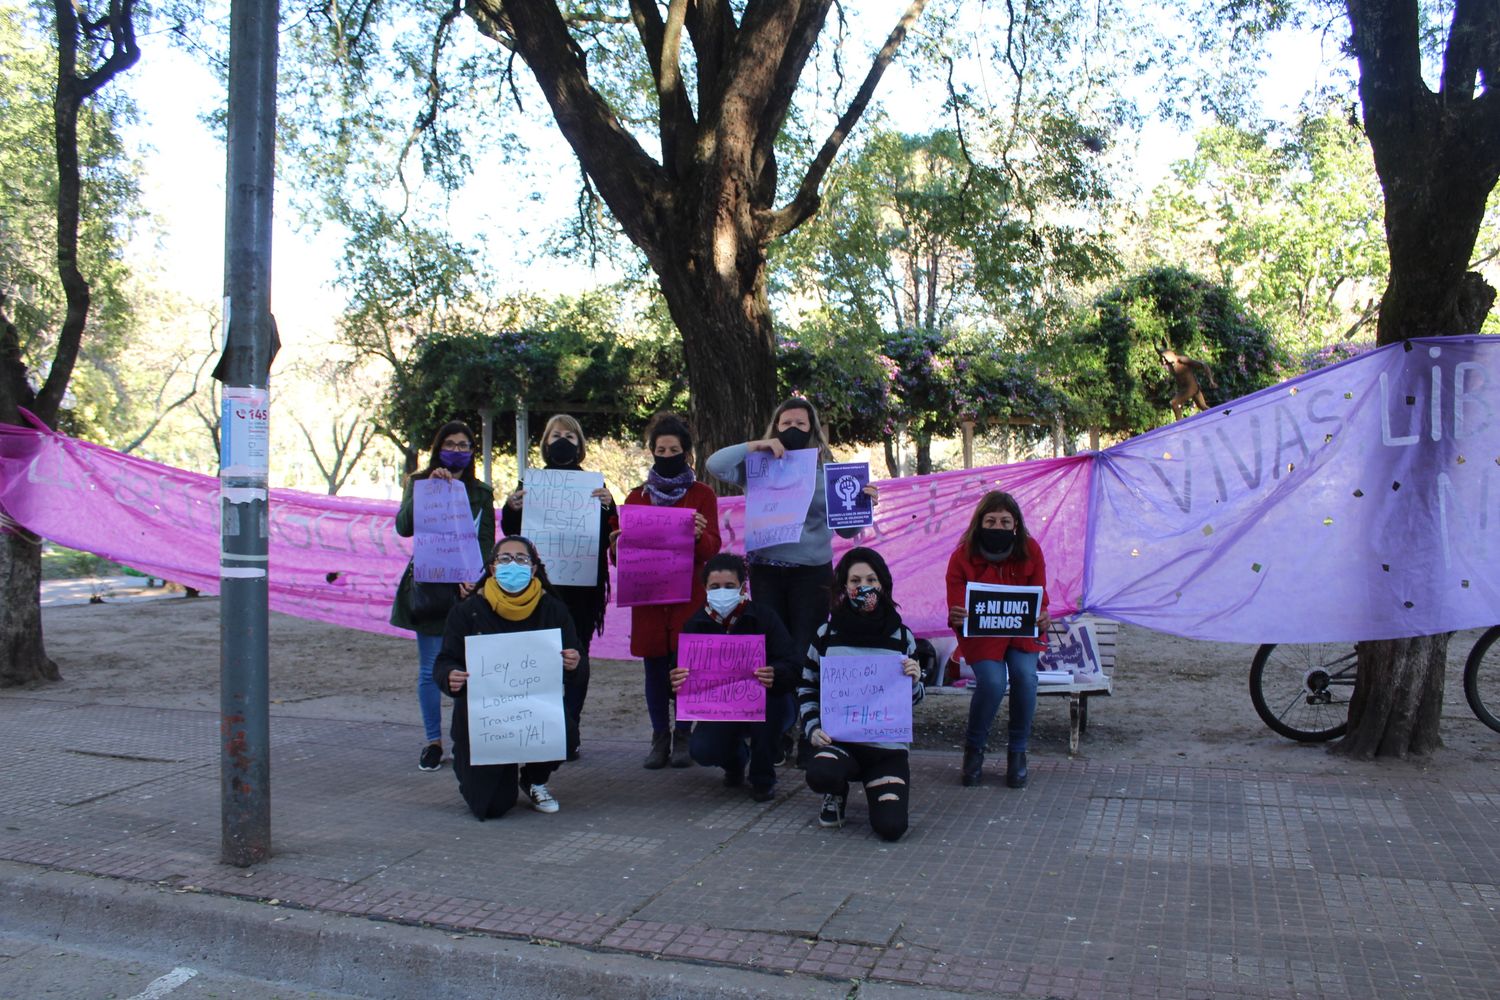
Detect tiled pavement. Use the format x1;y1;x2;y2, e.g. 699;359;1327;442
1;696;1497;999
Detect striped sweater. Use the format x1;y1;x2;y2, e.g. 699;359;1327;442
799;618;925;750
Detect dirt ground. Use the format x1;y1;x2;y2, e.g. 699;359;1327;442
25;596;1500;780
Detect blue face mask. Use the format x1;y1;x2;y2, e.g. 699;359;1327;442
495;563;533;594
705;588;743;617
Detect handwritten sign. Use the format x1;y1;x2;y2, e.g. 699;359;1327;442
823;462;873;530
465;628;566;765
616;504;695;606
964;583;1043;638
819;655;912;743
412;479;484;583
521;468;604;586
676;633;767;722
744;448;819;551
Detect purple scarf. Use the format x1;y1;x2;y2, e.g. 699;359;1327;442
644;466;695;506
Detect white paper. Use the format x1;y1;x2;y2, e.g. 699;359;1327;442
220;387;269;477
521;468;604;586
464;628;566;765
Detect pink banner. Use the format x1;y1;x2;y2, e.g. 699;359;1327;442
614;504;695;607
675;633;767;722
12;339;1485;652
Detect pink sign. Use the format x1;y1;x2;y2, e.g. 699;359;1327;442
615;504;695;607
676;633;767;723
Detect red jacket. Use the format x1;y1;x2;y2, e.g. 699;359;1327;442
618;482;722;658
944;536;1049;663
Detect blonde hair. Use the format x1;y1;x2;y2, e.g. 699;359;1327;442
761;397;834;463
540;413;587;464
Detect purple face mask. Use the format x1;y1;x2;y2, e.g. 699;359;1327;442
438;449;471;472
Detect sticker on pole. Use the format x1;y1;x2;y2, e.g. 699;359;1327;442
221;387;269;477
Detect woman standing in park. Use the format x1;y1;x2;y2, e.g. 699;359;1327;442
798;547;923;841
705;397;877;765
944;490;1051;788
501;414;617;762
615;413;721;769
390;420;495;773
433;536;581;819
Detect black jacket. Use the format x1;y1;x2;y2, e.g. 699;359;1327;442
680;600;800;697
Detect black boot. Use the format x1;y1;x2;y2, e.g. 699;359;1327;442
961;747;983;786
670;729;693;768
643;731;670;769
1006;750;1028;788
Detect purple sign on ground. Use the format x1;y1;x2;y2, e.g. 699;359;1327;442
819;654;912;743
676;633;767;722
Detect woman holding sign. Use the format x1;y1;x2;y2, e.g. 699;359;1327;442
501;414;618;763
434;536;582;820
706;398;878;766
670;553;800;801
616;414;721;769
391;420;496;774
799;547;923;841
944;490;1051;789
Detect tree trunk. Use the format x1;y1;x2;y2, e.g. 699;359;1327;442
1335;635;1447;759
883;435;900;479
0;530;58;687
914;430;932;475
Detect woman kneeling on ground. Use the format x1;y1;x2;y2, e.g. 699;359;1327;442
433;536;581;820
669;553;799;801
799;547;923;841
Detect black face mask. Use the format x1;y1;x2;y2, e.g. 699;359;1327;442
543;438;579;468
978;527;1016;554
653;452;689;477
776;426;812;451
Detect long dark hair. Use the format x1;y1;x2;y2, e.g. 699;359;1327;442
960;490;1031;561
489;535;556;594
415;420;478;483
832;546;898;610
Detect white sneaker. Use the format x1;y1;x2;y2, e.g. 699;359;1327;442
525;783;559;814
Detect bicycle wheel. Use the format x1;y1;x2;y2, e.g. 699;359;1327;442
1463;625;1500;734
1249;642;1355;742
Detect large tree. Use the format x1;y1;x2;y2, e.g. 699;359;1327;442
461;0;929;462
1334;0;1500;758
0;0;139;687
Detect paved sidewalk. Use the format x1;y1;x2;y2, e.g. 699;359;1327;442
2;694;1497;999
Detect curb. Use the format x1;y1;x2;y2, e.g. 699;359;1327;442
0;862;977;1000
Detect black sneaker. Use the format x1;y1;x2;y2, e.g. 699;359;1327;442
818;793;846;828
750;784;776;803
418;744;442;771
774;731;793;767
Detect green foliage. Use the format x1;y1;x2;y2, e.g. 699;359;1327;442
1137;105;1388;353
1059;266;1286;435
0;3;140;435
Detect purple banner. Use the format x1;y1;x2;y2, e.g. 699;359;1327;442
1088;336;1499;642
615;504;695;607
824;462;873;530
3;338;1493;651
819;654;912;743
675;633;768;722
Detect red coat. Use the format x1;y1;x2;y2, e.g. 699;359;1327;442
944;536;1050;663
618;482;722;658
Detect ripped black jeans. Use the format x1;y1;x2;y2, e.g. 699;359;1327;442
804;742;910;841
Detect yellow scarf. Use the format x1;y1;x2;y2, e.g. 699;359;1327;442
483;576;542;621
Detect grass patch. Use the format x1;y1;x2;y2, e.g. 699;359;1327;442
40;544;133;580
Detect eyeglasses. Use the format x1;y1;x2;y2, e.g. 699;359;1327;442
494;555;532;566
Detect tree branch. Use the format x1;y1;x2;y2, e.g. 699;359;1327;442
1441;0;1497;102
761;0;929;242
748;0;834;202
396;0;464;218
628;0;697;176
683;0;737;114
474;0;670;253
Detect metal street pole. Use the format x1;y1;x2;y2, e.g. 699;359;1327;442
215;0;279;867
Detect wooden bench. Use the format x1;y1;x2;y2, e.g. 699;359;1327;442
924;615;1116;755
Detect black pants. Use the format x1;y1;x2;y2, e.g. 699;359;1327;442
454;758;555;821
557;588;599;759
805;743;911;842
688;695;793;789
748;562;833;659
